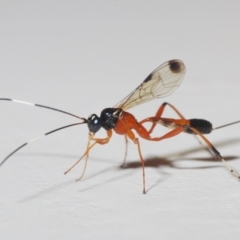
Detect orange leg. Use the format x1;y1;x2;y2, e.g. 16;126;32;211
126;130;146;194
140;103;213;157
126;124;185;194
140;114;240;180
149;126;184;141
139;102;186;134
64;130;113;181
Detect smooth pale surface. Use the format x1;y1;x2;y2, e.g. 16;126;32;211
1;1;240;240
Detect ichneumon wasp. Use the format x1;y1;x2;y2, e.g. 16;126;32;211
1;59;240;194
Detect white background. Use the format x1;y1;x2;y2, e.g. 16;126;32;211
1;1;240;239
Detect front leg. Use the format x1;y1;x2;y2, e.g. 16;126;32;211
64;130;113;180
88;129;112;144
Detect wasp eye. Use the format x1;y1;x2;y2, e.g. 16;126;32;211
87;114;102;133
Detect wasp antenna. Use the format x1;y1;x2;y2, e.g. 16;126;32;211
213;120;240;130
0;121;87;168
0;98;84;120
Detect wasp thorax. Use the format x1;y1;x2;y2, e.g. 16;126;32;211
100;108;120;130
87;114;102;133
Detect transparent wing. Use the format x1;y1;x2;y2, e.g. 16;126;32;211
114;59;186;111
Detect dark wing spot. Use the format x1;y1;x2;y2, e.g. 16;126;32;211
143;73;153;83
169;60;183;73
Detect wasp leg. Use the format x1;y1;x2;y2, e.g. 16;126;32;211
185;126;240;180
127;123;184;194
64;130;112;181
140;102;185;134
